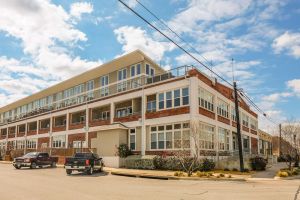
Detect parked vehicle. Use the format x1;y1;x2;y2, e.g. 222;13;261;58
64;152;104;175
13;152;58;169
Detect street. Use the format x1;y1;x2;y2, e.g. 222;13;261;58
0;164;299;200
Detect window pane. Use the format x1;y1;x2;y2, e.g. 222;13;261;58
166;132;172;149
158;132;164;149
131;66;135;77
137;64;141;74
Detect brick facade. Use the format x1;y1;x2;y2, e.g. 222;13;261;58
199;107;215;119
146;106;189;119
67;133;85;147
114;114;141;123
38;128;50;134
38;137;50;148
52;126;66;132
217;115;230;125
251;137;258;154
27;130;37;136
89;120;110;127
69;122;85;130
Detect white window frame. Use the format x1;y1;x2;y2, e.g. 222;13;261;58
129;128;136;151
100;75;109;97
199;87;214;112
217;98;229;118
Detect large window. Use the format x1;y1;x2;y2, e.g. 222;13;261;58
217;99;229;118
199;88;214;112
52;135;66;148
147;101;156;112
150;122;190;150
86;80;94;99
199;123;215;150
243;135;250;152
100;75;109;97
26;139;37;149
242;113;249;127
218;128;230;151
116;107;132;118
17;140;25;149
231;106;237;122
146;64;154;76
129;128;136;150
250;118;257;130
158;87;189;110
118;68;127;92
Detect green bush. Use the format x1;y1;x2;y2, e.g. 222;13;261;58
219;173;225;177
116;144;132;158
250;156;267;171
125;155;155;169
199;158;215;171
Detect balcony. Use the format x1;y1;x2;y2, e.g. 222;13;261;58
27;122;37;135
89;105;110;127
0;66;193;126
114;98;141;123
69;111;86;130
39;119;50;134
53;115;66;132
17;124;26;137
8;126;16;138
0;128;7;139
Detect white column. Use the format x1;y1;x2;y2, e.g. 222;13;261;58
85;104;89;148
189;76;198;156
110;102;115;124
141;88;146;156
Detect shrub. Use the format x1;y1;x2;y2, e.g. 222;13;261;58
199;158;215;171
292;170;299;176
232;168;238;171
196;171;207;177
224;168;229;171
174;171;185;177
125;155;155;169
277;171;289;177
116;144;132;158
153;156;166;170
153;156;183;171
250;156;267;171
243;168;250;173
228;174;232;178
219;173;225;177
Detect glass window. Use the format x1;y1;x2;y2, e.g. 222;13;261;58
131;65;135;77
182;130;190;148
151;133;157;149
158;93;164;110
199;88;214;112
158;132;164;149
166;132;172;149
129;128;136;150
182;87;189;105
137;64;141;75
174;89;180;107
166;91;172;108
174;131;181;149
199;123;215;150
146;64;150;75
217;99;229;118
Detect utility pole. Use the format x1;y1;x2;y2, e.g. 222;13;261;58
279;123;282;156
233;81;244;172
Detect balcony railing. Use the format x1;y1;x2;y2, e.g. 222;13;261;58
0;65;193;125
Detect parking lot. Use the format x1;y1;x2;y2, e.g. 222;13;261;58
0;164;299;200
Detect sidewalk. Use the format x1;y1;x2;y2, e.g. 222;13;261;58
250;162;286;179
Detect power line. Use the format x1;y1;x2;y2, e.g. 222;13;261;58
119;0;282;128
118;0;234;87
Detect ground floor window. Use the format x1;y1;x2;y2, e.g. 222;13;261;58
243;135;250;152
218;128;230;151
199;123;215;150
26;139;37;149
73;140;86;148
150;122;190;150
52;135;66;148
17;140;25;149
129;128;136;150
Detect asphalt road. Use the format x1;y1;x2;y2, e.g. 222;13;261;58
0;164;299;200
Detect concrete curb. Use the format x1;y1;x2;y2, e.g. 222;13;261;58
110;171;246;181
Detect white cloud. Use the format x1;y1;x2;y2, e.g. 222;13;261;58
287;79;300;96
70;2;93;20
272;31;300;59
0;0;101;106
114;26;175;61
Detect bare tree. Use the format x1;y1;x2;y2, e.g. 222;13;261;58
174;120;202;176
281;120;300;170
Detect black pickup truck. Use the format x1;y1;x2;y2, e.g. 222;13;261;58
13;152;58;169
64;152;104;175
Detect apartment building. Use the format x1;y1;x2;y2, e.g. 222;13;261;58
0;50;259;167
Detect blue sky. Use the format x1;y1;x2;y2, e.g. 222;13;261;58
0;0;299;132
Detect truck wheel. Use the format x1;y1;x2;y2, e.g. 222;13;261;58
51;162;56;168
30;162;37;169
66;169;72;175
14;165;21;170
87;167;93;175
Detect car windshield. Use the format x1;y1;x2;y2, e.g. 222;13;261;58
23;152;39;158
74;153;92;158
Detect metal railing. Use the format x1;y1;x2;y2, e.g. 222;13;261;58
0;65;193;126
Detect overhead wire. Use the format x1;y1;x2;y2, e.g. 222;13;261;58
118;0;282;127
